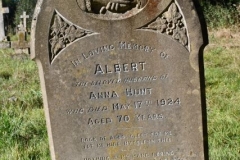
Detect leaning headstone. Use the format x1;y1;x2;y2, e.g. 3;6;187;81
0;0;9;41
31;0;208;160
11;21;29;54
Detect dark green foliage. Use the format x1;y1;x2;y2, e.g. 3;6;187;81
14;0;37;29
201;0;240;5
3;0;17;34
3;0;37;34
2;0;240;31
200;0;240;28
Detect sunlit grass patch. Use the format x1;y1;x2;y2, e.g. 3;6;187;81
205;33;240;159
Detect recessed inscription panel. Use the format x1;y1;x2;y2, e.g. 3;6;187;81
44;31;200;159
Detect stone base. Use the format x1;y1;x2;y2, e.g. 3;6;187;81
11;41;29;49
14;48;29;55
0;41;10;48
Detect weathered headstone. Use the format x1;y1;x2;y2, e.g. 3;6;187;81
20;11;29;32
0;0;9;41
31;0;208;160
11;20;29;54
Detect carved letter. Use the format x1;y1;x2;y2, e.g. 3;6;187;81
95;64;104;74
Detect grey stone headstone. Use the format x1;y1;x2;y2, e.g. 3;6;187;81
31;0;208;160
0;0;9;41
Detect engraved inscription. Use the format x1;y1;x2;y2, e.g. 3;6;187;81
125;87;152;96
82;45;115;60
119;41;155;52
33;0;207;158
136;113;164;121
73;75;164;87
113;103;130;110
89;91;119;99
88;106;108;113
88;117;113;125
157;98;181;106
65;39;185;158
94;62;146;75
71;42;156;67
79;130;174;156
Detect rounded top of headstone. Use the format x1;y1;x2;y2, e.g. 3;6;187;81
77;0;148;20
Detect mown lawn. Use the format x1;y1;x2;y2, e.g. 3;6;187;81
0;31;240;159
204;31;240;159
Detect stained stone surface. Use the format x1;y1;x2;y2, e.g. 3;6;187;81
31;0;208;160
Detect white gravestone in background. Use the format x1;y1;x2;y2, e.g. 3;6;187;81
20;11;29;32
0;0;9;41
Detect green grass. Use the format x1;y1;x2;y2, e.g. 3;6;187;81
0;49;50;160
205;34;240;159
0;32;240;159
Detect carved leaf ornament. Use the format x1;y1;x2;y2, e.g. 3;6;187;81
49;11;94;63
141;2;189;50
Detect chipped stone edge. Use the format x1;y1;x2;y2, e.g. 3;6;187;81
30;1;56;160
30;0;43;60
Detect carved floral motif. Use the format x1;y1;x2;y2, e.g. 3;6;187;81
49;11;93;63
141;2;189;49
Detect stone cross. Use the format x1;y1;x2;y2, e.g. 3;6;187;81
18;21;25;32
20;11;29;32
0;0;9;41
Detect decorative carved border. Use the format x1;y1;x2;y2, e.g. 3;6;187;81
49;10;96;63
139;1;189;50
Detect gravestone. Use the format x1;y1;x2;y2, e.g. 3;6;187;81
0;0;9;41
31;0;208;160
20;11;29;32
11;21;29;54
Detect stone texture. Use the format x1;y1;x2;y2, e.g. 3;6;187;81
11;31;29;48
0;41;10;48
31;0;208;160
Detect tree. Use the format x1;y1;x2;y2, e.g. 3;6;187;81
3;0;17;34
3;0;37;34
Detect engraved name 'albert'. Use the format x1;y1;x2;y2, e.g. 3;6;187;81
95;62;146;75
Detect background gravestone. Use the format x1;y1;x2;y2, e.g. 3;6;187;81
31;0;208;160
11;12;29;54
0;0;8;41
20;11;29;32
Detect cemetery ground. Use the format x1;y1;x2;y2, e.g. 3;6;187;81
0;29;239;160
